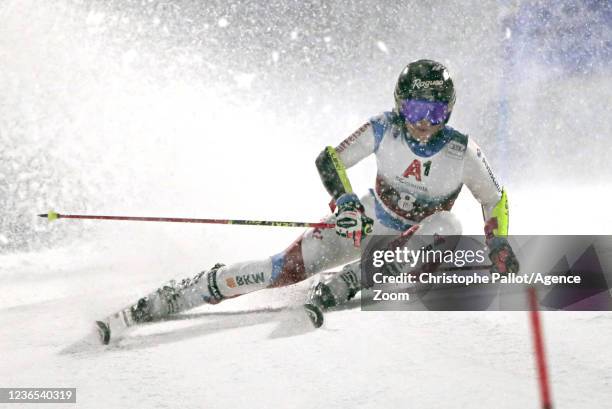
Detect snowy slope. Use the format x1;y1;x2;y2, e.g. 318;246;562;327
1;188;611;409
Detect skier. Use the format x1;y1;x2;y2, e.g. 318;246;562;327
96;59;519;344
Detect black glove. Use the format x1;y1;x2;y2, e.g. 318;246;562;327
487;237;519;275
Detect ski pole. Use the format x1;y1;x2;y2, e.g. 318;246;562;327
38;211;335;229
527;286;554;409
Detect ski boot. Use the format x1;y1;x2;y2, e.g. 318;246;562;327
304;263;361;328
95;263;225;345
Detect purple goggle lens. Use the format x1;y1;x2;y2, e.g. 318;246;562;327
400;99;448;125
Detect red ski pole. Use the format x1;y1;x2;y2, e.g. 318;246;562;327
38;211;335;230
528;286;554;409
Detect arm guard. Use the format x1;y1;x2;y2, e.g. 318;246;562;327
315;146;353;201
483;188;509;241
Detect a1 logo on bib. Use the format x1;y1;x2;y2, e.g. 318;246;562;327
402;159;432;181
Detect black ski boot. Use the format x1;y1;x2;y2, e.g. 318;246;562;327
305;266;360;328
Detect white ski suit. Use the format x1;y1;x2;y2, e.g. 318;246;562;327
202;111;504;303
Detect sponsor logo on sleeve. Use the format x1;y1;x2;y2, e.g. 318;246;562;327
336;122;370;153
481;156;502;192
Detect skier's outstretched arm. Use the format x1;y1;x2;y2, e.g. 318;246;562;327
462;139;519;275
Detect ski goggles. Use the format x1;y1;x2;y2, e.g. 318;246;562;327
399;99;449;125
